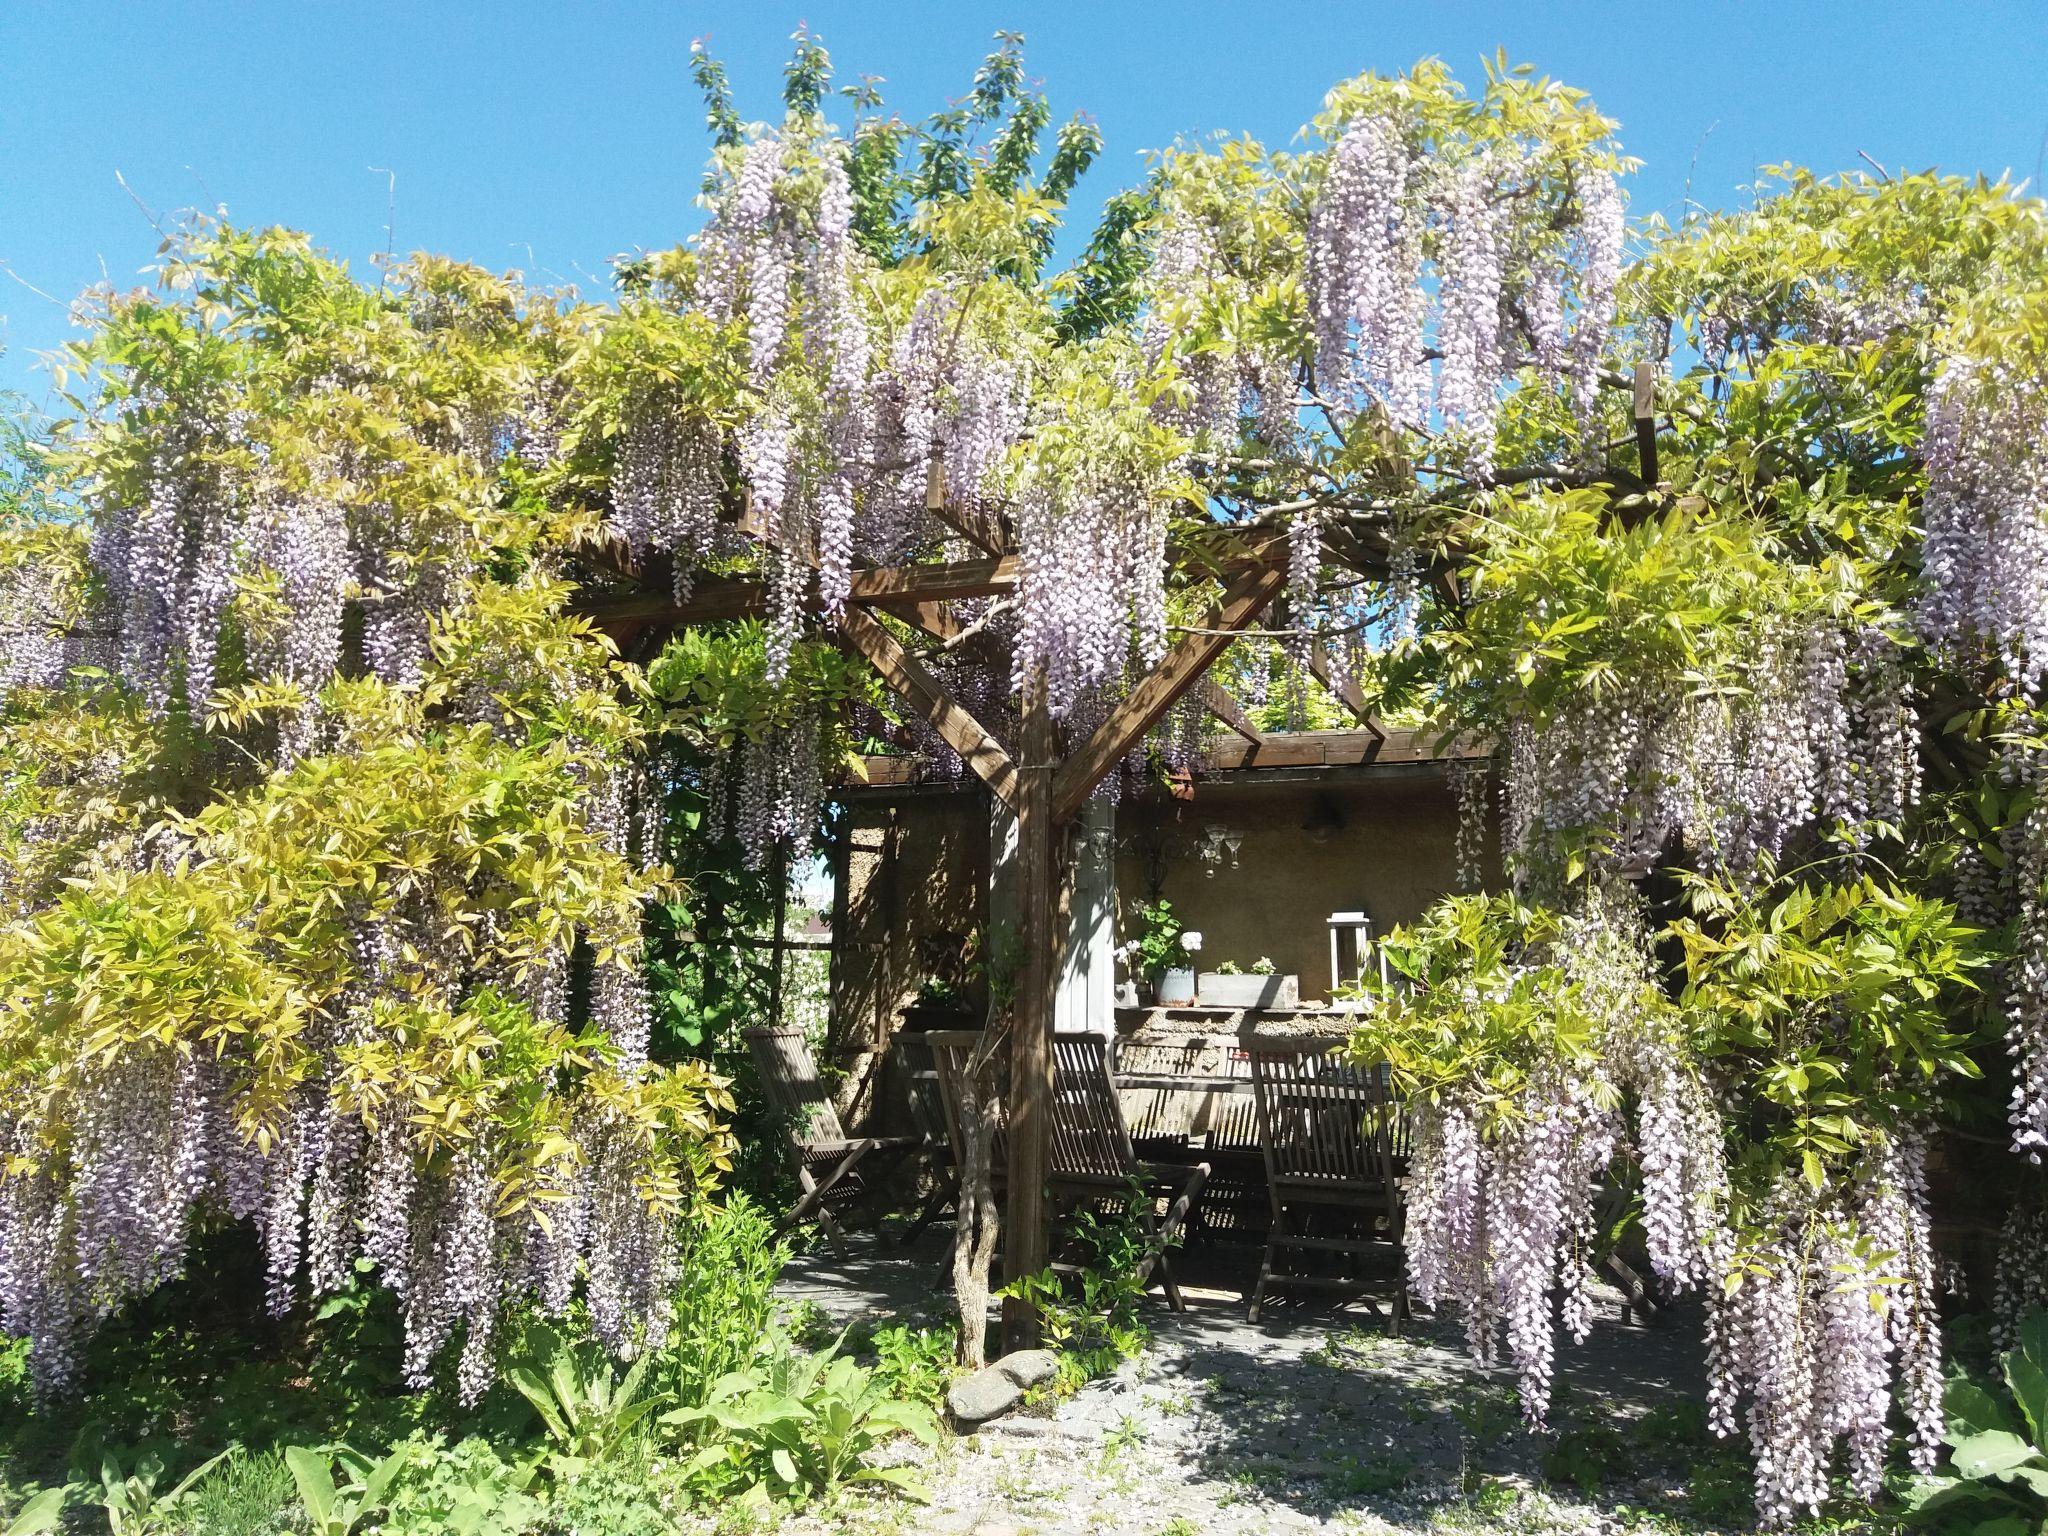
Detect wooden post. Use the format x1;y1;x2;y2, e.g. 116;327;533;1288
769;842;789;1027
1001;662;1058;1351
1633;360;1659;487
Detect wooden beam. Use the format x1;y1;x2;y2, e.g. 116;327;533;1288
1633;360;1659;486
1307;639;1385;741
838;606;1018;808
1051;558;1290;822
1195;726;1484;770
927;454;1007;555
847;726;1486;786
1001;663;1058;1351
893;600;967;644
1200;679;1264;746
853;555;1020;605
578;555;1023;632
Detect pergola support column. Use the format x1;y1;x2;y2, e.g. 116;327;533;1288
1001;663;1059;1351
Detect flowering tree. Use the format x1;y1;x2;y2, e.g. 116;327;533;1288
3;31;2048;1525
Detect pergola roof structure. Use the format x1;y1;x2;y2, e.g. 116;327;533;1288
570;372;1660;1346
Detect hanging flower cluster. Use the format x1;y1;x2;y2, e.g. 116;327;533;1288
1362;879;1958;1526
0;231;735;1402
1303;103;1626;481
1916;340;2048;686
0;717;730;1401
652;130;1034;682
1494;583;1918;882
1006;346;1181;719
1706;1142;1943;1524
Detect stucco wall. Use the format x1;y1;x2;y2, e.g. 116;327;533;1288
1112;772;1485;1002
831;764;1489;1053
829;793;990;1058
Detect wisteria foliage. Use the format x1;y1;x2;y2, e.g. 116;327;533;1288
0;238;734;1401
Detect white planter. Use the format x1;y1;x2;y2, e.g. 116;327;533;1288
1197;972;1299;1009
1152;967;1198;1006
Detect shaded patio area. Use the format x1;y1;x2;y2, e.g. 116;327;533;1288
775;1231;1757;1536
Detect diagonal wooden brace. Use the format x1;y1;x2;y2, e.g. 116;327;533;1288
1050;557;1290;822
839;605;1018;808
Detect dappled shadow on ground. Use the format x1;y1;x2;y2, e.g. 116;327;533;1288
781;1228;1747;1532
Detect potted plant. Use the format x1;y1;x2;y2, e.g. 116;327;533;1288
900;930;981;1031
1197;956;1299;1009
1120;899;1198;1006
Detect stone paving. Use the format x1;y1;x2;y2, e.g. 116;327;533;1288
770;1231;1779;1536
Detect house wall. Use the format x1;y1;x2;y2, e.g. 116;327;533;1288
1112;771;1486;1002
831;764;1491;1060
828;792;990;1058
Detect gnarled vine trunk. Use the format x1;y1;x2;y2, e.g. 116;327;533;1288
951;1026;1007;1369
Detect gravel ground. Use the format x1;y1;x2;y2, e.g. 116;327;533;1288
764;1232;1805;1536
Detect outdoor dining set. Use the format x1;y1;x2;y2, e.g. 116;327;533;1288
743;1022;1411;1325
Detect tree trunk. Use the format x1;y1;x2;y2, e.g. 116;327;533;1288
951;1028;1005;1368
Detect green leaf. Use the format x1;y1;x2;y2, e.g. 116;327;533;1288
1948;1377;2024;1441
2011;1313;2048;1446
1950;1430;2044;1480
284;1448;338;1529
2;1488;66;1536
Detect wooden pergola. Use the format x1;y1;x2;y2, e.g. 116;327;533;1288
570;365;1662;1348
583;494;1362;1341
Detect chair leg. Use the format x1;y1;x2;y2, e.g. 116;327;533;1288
1249;1201;1289;1323
901;1181;953;1246
776;1140;876;1241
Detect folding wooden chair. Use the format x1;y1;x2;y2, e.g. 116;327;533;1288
743;1026;913;1242
1245;1036;1407;1324
1048;1032;1209;1311
894;1031;960;1244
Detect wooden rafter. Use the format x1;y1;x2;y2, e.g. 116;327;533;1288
578;555;1023;633
852;555;1020;606
1307;639;1386;742
926;459;1008;555
1200;679;1265;746
839;606;1018;808
1050;558;1290;822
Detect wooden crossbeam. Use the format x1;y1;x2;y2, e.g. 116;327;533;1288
839;606;1018;808
894;600;967;643
1200;679;1265;746
578;555;1022;632
1051;558;1290;822
852;556;1020;606
926;457;1007;555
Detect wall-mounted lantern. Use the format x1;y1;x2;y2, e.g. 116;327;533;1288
1327;909;1380;1000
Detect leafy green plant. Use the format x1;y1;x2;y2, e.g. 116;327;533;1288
380;1434;542;1536
660;1195;790;1408
998;1187;1158;1394
283;1443;413;1536
91;1446;233;1534
185;1450;296;1536
665;1328;938;1504
1122;900;1187;980
1;1489;64;1536
1901;1309;2048;1529
506;1325;664;1480
867;1324;957;1414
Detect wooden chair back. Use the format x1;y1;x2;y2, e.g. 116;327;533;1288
1247;1036;1403;1199
1049;1032;1138;1182
894;1032;954;1160
743;1026;847;1147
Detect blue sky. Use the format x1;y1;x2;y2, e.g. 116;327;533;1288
3;2;2045;406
